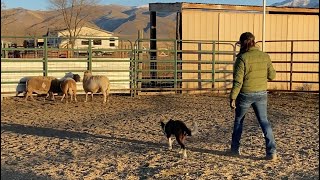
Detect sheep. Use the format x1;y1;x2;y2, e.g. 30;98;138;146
60;74;81;103
24;72;81;102
82;70;110;104
24;76;57;101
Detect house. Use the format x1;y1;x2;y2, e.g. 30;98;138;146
46;26;119;56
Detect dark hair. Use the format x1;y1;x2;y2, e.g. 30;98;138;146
238;32;256;55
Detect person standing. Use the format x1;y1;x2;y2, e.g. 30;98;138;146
229;32;277;161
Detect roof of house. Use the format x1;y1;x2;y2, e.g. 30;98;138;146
46;26;114;36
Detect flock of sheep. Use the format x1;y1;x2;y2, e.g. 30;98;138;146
22;71;110;103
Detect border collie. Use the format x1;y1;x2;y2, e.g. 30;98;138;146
160;119;198;158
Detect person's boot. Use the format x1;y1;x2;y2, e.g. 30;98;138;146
265;153;277;161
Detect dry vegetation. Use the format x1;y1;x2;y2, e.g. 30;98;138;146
1;92;319;179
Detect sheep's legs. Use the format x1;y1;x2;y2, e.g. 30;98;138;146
70;93;73;102
48;92;55;101
70;93;75;102
85;92;88;102
102;91;106;104
73;89;77;102
25;94;29;101
91;92;94;101
61;93;69;103
61;94;66;102
65;93;69;103
74;93;77;102
25;92;34;101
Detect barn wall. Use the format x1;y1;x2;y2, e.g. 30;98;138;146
181;11;219;90
181;10;319;91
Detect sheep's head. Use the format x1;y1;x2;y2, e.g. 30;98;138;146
73;74;81;82
83;70;92;77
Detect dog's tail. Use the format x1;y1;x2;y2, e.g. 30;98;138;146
190;121;198;136
186;121;198;136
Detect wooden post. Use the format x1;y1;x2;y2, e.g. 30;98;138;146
150;11;157;86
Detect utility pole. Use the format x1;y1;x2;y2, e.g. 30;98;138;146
262;0;266;52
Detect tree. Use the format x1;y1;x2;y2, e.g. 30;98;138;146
1;1;6;28
1;1;17;35
48;0;100;49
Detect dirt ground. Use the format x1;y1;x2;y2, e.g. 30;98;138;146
1;92;319;180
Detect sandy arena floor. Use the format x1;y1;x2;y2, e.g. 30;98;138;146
1;92;319;179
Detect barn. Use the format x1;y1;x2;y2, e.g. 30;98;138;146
148;2;319;92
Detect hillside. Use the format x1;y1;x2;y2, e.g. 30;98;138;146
1;2;318;42
271;0;319;8
1;5;176;41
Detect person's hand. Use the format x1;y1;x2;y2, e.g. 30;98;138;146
230;99;236;109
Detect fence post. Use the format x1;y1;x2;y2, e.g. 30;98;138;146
131;43;136;97
198;42;202;89
138;30;143;95
88;39;92;71
43;37;48;76
212;41;216;89
289;41;293;91
150;11;157;87
174;40;178;93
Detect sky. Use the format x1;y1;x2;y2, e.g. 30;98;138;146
3;0;284;10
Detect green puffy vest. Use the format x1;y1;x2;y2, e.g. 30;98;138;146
230;47;276;100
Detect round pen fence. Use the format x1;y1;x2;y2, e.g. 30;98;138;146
1;36;319;99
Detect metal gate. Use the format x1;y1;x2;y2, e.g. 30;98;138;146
132;39;237;95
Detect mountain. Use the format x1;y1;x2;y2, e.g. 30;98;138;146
272;0;319;8
2;2;318;42
1;5;176;42
93;5;175;40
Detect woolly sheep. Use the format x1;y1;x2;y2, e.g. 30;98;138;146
24;76;57;101
82;70;110;104
24;72;81;101
60;74;81;103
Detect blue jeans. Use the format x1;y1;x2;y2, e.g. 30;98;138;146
231;91;276;156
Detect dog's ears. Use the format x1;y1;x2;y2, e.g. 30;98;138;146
160;121;165;128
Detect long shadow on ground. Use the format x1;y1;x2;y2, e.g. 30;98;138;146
1;122;261;161
1;166;52;180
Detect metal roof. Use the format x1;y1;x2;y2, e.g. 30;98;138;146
149;2;319;14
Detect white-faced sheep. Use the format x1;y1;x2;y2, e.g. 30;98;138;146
83;70;110;104
60;74;81;103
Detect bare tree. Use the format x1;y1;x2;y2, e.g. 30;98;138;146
1;1;17;35
1;1;6;28
48;0;100;48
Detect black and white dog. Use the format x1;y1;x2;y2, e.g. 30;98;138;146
160;119;198;158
